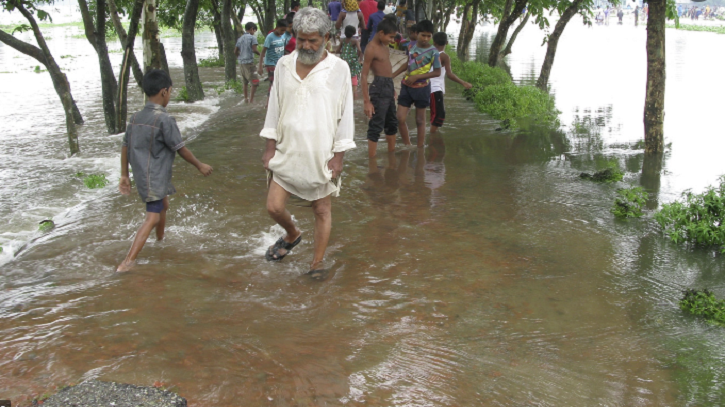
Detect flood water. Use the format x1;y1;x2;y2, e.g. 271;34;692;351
1;19;725;406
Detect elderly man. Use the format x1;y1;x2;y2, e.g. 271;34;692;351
261;7;356;275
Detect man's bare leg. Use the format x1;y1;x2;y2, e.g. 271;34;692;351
415;107;427;148
309;195;332;271
397;105;413;146
250;84;258;103
266;181;302;257
155;196;170;241
244;83;249;103
430;125;439;134
117;212;161;272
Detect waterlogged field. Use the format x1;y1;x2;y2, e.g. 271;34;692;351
1;18;725;406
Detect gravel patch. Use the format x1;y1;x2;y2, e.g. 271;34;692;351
38;380;186;407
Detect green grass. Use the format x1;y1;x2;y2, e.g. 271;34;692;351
198;56;225;67
654;175;725;253
580;162;625;183
38;220;54;233
680;289;725;326
448;46;560;130
612;186;647;218
82;174;109;189
176;86;190;102
214;80;244;95
667;23;725;34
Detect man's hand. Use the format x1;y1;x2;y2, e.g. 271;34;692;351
258;66;264;75
197;163;213;176
328;154;344;179
364;101;375;120
119;176;131;195
463;81;473;89
262;149;275;170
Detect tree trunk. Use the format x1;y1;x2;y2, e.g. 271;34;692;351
108;0;144;88
182;0;205;102
222;0;237;81
501;10;529;58
116;0;145;131
211;0;225;58
232;3;247;37
159;42;170;73
7;4;82;154
264;0;276;37
641;152;663;209
488;0;527;67
644;0;666;154
456;0;480;60
79;0;119;133
142;0;163;71
535;0;580;90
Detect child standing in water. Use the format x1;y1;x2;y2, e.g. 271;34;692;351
336;25;363;89
117;69;213;273
429;32;472;135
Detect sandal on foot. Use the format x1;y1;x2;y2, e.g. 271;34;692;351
265;235;302;261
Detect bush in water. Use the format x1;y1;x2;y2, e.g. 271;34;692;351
176;86;190;102
83;174;109;189
447;46;559;130
611;187;647;218
680;289;725;326
580;164;624;183
654;176;725;253
198;57;225;67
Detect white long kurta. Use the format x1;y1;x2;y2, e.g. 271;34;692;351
260;51;356;201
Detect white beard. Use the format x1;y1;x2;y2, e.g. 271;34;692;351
297;43;327;65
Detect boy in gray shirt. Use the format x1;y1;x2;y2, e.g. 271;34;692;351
235;22;261;103
118;69;213;272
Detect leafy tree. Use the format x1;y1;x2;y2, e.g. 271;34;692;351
0;0;83;155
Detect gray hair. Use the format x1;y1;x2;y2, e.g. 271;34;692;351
292;7;331;37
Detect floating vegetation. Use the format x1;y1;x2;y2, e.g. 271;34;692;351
654;176;725;253
60;55;75;59
198;57;224;67
39;220;55;233
579;165;624;183
83;174;109;189
680;289;725;326
611;186;647;218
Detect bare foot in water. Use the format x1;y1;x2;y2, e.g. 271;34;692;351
116;260;136;273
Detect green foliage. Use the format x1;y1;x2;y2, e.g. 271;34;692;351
38;220;54;233
612;186;647;218
198;56;224;67
447;46;559;130
654;176;725;253
11;23;31;34
667;24;725;34
680;289;725;326
214;80;243;95
83;174;109;189
176;86;190;102
579;162;625;183
665;0;680;28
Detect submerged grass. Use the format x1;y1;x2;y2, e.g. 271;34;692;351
198;57;225;67
76;173;109;189
612;186;647;218
667;24;725;34
448;46;560;130
654;175;725;253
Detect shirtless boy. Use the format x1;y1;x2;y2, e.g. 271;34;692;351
361;18;399;158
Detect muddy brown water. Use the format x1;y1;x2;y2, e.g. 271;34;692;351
1;20;725;406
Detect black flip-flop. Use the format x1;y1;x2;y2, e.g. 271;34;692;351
265;235;302;261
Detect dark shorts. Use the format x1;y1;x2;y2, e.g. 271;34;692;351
398;83;431;109
360;28;370;51
430;91;445;127
266;65;276;95
367;76;398;142
146;199;165;213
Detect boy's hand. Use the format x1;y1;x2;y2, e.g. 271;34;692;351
463;81;472;89
197;163;213;176
403;75;418;86
258;66;264;75
119;176;131;195
364;101;375;120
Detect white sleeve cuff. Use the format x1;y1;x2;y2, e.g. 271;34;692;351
260;128;277;140
332;139;356;153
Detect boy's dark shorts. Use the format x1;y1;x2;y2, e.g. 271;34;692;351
398;83;432;108
430;91;445;127
367;76;398;142
146;199;165;213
